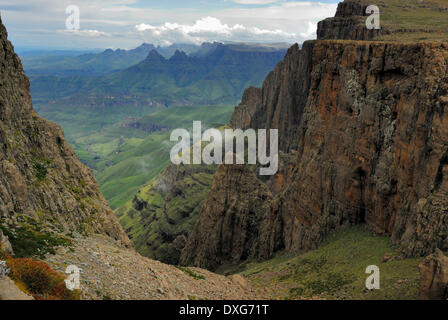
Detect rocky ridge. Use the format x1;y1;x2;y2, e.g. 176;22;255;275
44;234;260;300
418;248;448;299
317;0;387;40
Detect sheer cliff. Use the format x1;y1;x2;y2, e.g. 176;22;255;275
0;15;129;246
181;0;448;270
230;43;314;152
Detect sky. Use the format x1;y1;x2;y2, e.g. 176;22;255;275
0;0;338;50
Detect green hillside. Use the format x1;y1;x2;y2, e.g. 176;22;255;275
117;164;217;265
69;105;235;209
223;226;423;300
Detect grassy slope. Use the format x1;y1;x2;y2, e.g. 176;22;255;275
220;226;423;300
379;0;448;41
36;103;158;140
117;164;217;265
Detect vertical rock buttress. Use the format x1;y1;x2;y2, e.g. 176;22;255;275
0;15;130;246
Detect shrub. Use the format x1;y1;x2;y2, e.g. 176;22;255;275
0;224;71;259
32;159;50;181
7;258;80;300
175;266;206;280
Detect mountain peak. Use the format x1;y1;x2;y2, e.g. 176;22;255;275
134;43;156;52
138;43;154;49
169;50;189;62
145;49;165;62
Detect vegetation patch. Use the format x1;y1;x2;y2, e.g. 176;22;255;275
32;158;51;181
176;266;206;280
1;243;79;300
117;164;216;265
8;258;79;299
0;218;72;259
235;225;422;300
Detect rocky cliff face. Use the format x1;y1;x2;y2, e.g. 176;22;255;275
181;0;448;269
0;16;130;247
230;43;314;152
180;165;274;269
275;41;448;257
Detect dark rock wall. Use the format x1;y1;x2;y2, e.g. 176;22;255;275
0;16;130;246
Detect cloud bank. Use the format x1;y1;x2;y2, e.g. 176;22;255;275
135;17;297;45
0;0;338;49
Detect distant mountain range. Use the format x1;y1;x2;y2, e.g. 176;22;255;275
21;43;200;76
26;42;289;106
28;42;289;209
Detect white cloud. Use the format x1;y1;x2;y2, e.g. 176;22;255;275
300;21;317;38
135;16;297;45
60;29;111;37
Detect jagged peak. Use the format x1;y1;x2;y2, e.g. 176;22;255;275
144;49;166;61
169;49;189;62
137;43;154;49
133;43;156;52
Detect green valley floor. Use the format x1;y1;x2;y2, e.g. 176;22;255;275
218;225;423;300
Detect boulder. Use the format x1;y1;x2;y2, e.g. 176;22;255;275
418;249;448;300
0;261;9;278
0;230;13;255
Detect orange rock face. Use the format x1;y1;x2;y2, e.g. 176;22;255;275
181;0;448;269
182;40;448;269
280;41;448;256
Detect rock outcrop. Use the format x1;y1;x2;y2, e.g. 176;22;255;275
317;0;448;42
0;230;13;255
419;249;448;300
181;165;274;269
0;276;34;300
317;0;387;40
181;0;448;269
0;15;130;246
